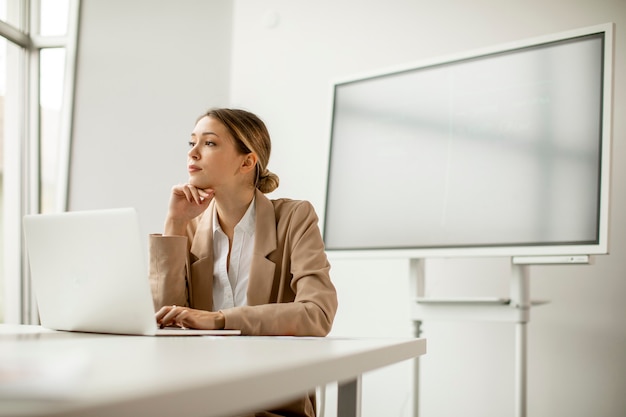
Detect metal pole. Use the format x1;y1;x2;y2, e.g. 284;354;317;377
510;262;530;417
413;319;422;417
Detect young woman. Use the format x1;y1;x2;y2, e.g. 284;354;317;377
149;108;338;416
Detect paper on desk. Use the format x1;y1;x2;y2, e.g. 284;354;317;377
0;349;91;399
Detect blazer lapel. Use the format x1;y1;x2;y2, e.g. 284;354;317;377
189;202;215;310
247;190;277;306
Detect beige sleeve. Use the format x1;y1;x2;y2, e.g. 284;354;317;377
148;234;190;310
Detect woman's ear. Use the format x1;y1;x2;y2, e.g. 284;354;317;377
241;153;258;173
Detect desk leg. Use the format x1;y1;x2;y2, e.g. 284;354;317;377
337;376;362;417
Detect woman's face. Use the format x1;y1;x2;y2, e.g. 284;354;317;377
187;116;247;190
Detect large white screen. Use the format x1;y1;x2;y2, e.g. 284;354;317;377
324;32;607;255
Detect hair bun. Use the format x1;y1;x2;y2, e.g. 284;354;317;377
257;169;279;193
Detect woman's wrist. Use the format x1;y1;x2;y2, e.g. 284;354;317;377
164;217;188;236
215;311;226;329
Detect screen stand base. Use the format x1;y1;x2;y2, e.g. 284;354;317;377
409;256;586;417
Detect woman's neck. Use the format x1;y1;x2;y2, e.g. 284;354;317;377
214;187;255;238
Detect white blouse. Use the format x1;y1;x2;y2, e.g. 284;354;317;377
211;198;256;310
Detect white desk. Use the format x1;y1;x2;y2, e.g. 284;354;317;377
0;325;426;417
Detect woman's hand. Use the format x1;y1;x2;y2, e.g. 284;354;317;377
155;305;226;330
164;184;214;235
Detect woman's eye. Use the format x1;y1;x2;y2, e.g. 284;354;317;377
188;140;215;148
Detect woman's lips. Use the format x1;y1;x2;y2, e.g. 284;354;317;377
188;165;201;173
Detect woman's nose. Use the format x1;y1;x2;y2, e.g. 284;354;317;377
188;146;199;159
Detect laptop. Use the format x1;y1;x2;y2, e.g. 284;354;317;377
22;207;240;337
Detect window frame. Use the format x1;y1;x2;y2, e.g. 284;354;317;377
1;0;80;324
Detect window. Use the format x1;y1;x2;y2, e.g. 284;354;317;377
0;0;23;28
0;0;27;325
40;47;66;213
0;0;79;323
40;0;69;37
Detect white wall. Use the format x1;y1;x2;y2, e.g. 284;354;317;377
70;0;233;238
69;0;626;416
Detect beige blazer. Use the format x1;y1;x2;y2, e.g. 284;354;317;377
149;190;337;416
149;188;338;337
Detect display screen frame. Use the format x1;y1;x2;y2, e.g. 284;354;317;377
323;23;614;259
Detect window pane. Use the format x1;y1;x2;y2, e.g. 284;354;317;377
40;47;65;213
0;0;23;30
40;0;69;36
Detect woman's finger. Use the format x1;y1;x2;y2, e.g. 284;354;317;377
156;305;181;328
175;309;189;328
187;185;204;205
154;305;171;321
181;185;194;203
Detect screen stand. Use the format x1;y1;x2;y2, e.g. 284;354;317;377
409;257;562;417
511;262;530;417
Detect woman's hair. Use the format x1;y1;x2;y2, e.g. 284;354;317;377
199;108;279;193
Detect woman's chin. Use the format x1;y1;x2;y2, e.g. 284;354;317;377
188;178;211;189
